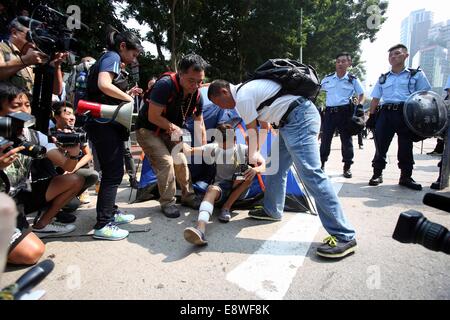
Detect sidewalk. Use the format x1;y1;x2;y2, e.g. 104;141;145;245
1;135;449;300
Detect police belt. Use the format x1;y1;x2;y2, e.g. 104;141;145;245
381;102;404;111
325;104;351;113
272;97;305;129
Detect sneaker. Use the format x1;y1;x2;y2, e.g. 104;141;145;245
248;207;281;221
55;211;77;224
427;150;442;156
430;179;442;190
93;223;129;241
113;210;135;225
218;209;232;223
316;236;357;259
161;204;180;218
359;145;364;150
184;227;208;246
78;191;91;204
33;222;76;238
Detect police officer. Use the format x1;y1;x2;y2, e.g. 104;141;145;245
366;44;431;190
320;52;365;178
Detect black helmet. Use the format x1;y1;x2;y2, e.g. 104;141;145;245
403;91;448;138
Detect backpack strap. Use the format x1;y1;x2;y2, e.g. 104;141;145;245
347;73;356;85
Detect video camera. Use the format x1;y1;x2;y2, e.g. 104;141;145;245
233;164;250;181
27;5;84;57
52;128;87;147
392;193;450;254
0;113;46;159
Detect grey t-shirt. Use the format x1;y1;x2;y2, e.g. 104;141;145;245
201;143;248;183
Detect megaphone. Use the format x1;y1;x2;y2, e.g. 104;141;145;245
76;100;133;130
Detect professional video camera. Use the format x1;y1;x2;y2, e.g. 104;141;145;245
52;128;87;147
27;5;84;57
392;193;450;254
0;113;46;159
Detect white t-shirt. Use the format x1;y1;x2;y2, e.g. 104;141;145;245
230;80;300;126
23;128;57;153
201;143;247;182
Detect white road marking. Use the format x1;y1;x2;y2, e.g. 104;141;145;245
226;171;345;300
226;213;321;300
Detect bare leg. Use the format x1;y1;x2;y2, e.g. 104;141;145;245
221;179;252;210
197;187;221;234
33;175;84;229
8;233;45;265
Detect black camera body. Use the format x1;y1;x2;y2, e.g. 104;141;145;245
393;193;450;254
52;128;87;147
233;164;250;181
0;113;46;159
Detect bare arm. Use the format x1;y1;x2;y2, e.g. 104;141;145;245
98;71;133;102
245;119;260;166
69;145;93;173
147;101;183;134
0;48;46;81
193;114;207;146
46;146;80;172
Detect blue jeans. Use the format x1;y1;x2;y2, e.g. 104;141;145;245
263;98;356;242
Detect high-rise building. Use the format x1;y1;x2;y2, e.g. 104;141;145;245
412;45;449;93
400;9;434;67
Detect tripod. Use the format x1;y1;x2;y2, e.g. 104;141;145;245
31;63;55;134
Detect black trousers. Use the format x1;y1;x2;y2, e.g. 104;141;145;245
85;122;125;229
320;109;354;166
372;109;414;176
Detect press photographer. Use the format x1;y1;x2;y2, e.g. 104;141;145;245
0;82;84;239
50;101;98;205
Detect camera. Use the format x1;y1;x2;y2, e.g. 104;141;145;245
392;193;450;254
52;128;87;147
28;5;82;56
0;113;46;159
233;164;250;181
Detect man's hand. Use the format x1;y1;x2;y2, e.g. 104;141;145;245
181;142;192;154
21;48;48;66
127;85;143;97
366;113;378;130
50;52;69;68
0;143;25;170
243;167;257;182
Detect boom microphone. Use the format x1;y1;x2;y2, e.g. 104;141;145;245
423;193;450;213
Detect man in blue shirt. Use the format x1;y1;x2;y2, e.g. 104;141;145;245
367;44;431;190
320;52;365;178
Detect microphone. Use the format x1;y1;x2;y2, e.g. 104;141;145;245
13;260;54;299
423;193;450;213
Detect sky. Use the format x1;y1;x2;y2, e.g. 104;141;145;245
361;0;448;93
120;0;448;93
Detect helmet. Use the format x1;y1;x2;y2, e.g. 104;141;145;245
403;91;448;138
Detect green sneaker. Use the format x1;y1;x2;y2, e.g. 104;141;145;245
316;236;357;259
93;223;129;241
113;211;135;225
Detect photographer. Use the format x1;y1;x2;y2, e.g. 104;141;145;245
51;101;99;203
135;54;208;218
0;17;65;96
83;30;141;241
0;82;84;237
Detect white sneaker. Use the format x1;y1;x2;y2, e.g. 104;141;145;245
32;222;76;238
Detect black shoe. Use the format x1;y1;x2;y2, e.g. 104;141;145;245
427;150;442;156
430;180;442;190
369;174;383;186
321;162;325;171
316;236;357;259
55;211;77;224
359;145;364;150
248;207;281;221
343;169;352;179
161;204;180;218
399;177;422;191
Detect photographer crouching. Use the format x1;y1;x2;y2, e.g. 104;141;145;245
50;102;98;204
0;82;84;239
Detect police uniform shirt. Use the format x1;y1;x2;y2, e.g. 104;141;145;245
320;72;364;107
371;68;431;104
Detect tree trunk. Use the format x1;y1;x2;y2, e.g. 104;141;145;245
170;0;178;71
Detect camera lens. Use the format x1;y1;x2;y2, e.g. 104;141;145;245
393;210;450;254
19;141;47;159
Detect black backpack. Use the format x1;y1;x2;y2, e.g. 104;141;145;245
238;59;321;111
